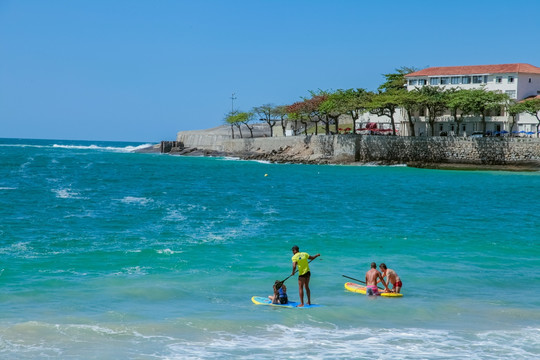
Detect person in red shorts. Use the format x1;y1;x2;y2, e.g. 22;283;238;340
379;263;402;293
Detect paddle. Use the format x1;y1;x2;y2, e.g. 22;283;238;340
342;274;384;291
275;258;318;290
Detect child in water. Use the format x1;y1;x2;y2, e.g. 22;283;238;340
268;280;288;304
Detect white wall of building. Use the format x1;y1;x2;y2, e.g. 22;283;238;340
517;74;540;100
406;73;522;99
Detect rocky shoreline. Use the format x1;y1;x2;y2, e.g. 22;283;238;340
135;144;540;171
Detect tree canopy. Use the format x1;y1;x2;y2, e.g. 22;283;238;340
235;65;534;138
521;97;540;133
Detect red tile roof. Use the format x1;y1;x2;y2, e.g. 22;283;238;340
406;63;540;77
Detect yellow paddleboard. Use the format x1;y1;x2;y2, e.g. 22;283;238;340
344;282;403;297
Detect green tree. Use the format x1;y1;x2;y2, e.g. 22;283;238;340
253;104;282;137
225;111;254;138
447;88;476;136
225;110;241;139
414;86;448;136
274;105;289;136
287;101;310;135
318;95;341;134
506;101;528;134
373;67;418;136
237;111;255;138
521;98;540;136
321;88;371;134
304;92;328;135
467;89;509;134
378;66;418;92
397;90;424;137
367;91;401;135
309;90;351;135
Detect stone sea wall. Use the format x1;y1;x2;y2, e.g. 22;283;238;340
220;135;540;167
359;136;540;165
177;133;232;151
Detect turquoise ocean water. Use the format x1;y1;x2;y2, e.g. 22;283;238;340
0;138;539;359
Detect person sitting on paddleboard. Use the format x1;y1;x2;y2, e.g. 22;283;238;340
365;262;389;296
269;280;288;304
379;263;402;293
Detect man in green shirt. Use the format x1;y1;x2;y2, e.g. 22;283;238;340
291;245;320;307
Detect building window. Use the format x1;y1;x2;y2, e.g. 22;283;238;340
505;90;516;99
496;76;502;83
451;77;460;84
418;79;426;85
508;76;514;83
462;76;471;84
473;75;483;84
529;78;532;83
409;79;417;86
440;77;450;85
430;77;440;85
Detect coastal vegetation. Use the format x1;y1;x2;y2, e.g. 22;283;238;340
224;68;540;138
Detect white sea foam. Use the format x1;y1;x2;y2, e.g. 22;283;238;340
186;203;207;211
1;141;155;153
124;143;156;152
0;144;49;148
119;196;153;205
156;249;181;255
20;157;34;170
219;156;273;165
0;242;37;258
113;266;150;276
38;269;88;276
0;322;537;359
52;143;154;153
52;188;82;199
163;325;540;360
163;209;187;221
0;187;16;190
63;210;96;219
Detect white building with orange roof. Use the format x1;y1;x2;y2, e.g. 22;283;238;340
400;63;540;136
405;63;540;100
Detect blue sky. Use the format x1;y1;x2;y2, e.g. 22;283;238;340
1;0;539;142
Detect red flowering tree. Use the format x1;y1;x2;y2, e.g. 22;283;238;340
286;100;310;135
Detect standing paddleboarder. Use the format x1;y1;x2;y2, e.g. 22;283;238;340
291;245;320;307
